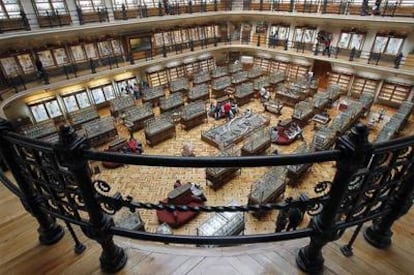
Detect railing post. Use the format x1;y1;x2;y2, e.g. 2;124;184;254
0;119;64;245
364;159;414;249
296;124;370;273
56;125;127;273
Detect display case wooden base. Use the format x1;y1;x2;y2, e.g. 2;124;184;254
145;123;176;146
181;113;206;131
241;138;271;156
206;167;241;190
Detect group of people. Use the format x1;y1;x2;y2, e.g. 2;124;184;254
209;99;239;121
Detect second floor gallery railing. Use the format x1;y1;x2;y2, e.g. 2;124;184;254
0;35;411;100
0;118;413;273
0;0;412;33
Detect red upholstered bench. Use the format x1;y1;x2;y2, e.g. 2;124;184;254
156;183;205;228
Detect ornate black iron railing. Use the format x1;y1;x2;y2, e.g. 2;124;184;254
0;118;413;273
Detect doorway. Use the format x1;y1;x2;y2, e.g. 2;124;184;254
312;60;332;90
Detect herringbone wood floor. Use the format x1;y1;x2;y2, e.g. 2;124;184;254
1;97;414;274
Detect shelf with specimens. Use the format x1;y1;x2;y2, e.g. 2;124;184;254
351;77;378;98
146;65;169;87
377;81;411;107
328;71;352;93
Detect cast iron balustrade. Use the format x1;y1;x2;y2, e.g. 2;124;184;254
0;118;413;273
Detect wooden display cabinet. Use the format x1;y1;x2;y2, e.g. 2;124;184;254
144;117;176;146
241;128;271;156
206;149;241;190
181;101;207;131
248;167;287;218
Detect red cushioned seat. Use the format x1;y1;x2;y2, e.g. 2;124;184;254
156;199;204;228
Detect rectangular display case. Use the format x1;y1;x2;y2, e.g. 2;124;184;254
169;78;189;94
159;92;184;113
231;71;248;86
142;86;165;106
211;76;231;98
286;143;312;186
234;82;255;106
248;167;287;217
193;71;211;85
123;103;155;132
109;95;136;117
21;120;57;140
241;127;271;156
247;66;263;80
211;66;228;79
197;200;244;246
201;112;270;148
69;106;100;129
206;147;241;189
180;101;207;130
188;83;209;102
144;117;176;146
292;100;315;124
80;116;118;147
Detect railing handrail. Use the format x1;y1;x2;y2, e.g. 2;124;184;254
1;120;413;273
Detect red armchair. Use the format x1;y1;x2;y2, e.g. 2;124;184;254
156;183;205;228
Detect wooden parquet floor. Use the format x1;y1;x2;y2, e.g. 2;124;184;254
1;95;414;274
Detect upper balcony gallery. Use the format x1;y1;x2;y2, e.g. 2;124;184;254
0;0;412;33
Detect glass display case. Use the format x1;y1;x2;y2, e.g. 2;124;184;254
248;167;287;217
197;200;244;246
21;120;57;139
109;95;135;117
81;116;118;147
70;45;86;62
144;117;176;146
69;106;100;128
241;127;271;156
180;100;206;130
123;103;154;132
